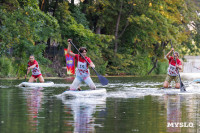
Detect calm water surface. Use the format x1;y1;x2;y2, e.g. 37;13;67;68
0;76;200;133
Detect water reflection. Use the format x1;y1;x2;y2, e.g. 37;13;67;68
164;94;182;132
23;87;44;132
154;94;200;133
61;96;106;133
3;78;200;133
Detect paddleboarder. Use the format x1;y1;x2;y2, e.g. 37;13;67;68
67;39;96;90
163;48;182;89
25;55;44;83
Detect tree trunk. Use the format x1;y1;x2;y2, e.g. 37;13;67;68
114;1;123;54
148;58;158;75
82;0;89;14
52;0;58;16
71;0;74;5
96;26;101;34
148;41;169;75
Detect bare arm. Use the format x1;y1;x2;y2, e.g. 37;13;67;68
67;39;75;57
25;67;30;78
28;64;36;70
25;69;30;78
90;62;95;68
166;48;174;60
27;69;30;74
176;64;182;71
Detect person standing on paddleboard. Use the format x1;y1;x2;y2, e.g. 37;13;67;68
163;48;182;89
67;39;96;90
25;55;44;83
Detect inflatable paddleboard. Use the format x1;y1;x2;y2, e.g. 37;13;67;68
60;88;107;98
19;82;54;87
193;79;200;83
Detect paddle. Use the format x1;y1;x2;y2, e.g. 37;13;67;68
24;64;29;82
194;66;200;70
68;40;109;86
170;40;186;92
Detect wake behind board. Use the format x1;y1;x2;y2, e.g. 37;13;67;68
158;87;179;90
60;88;107;98
19;82;54;87
191;83;200;90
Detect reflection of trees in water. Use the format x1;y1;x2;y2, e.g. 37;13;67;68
155;94;200;133
62;97;106;133
23;87;44;132
164;94;181;133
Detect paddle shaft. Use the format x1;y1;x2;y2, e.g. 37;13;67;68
170;40;185;91
69;40;99;75
25;64;29;81
194;66;200;70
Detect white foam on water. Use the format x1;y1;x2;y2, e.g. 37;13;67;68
0;85;10;88
106;87;192;98
181;73;200;80
51;83;71;87
135;82;163;86
106;91;146;98
104;81;200;98
54;80;200;99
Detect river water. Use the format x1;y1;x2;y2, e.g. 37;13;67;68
0;76;200;133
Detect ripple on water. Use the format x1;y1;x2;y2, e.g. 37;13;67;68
0;85;10;88
105;81;200;98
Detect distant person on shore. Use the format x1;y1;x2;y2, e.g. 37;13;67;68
25;55;44;83
67;39;96;90
163;48;182;89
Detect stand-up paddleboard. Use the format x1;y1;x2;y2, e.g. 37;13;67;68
193;79;200;83
59;88;107;98
19;82;54;87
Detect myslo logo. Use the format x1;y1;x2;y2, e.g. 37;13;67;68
167;122;194;127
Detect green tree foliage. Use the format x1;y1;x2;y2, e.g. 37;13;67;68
0;0;200;77
0;0;59;77
54;1;113;74
0;56;13;77
81;0;200;75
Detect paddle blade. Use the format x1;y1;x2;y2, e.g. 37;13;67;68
97;74;108;85
180;82;186;92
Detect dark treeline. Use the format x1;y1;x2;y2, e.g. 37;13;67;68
0;0;200;78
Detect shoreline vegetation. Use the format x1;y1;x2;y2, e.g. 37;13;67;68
1;0;200;78
0;74;167;80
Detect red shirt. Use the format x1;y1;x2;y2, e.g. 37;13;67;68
169;56;181;66
28;60;41;75
75;54;92;68
28;60;39;67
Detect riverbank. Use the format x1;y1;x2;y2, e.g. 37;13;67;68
0;74;167;80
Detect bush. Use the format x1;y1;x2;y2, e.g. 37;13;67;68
153;61;168;75
0;56;13;77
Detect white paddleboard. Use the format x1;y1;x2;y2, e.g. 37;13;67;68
60;88;107;98
19;82;54;87
193;79;200;83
